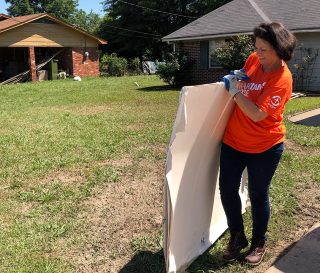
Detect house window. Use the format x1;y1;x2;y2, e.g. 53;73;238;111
209;39;225;68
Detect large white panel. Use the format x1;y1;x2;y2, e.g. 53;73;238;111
164;83;248;273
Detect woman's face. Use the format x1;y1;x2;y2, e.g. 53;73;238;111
254;37;281;71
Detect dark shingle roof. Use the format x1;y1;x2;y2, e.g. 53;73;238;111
256;0;320;31
163;0;320;42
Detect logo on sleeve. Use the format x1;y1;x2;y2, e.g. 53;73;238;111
269;96;281;109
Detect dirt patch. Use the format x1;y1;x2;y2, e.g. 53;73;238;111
28;156;133;188
49;172;85;185
126;124;143;132
96;156;134;169
284;139;320;156
68;160;164;273
53;105;114;115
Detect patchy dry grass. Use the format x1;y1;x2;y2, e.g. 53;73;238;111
0;75;177;273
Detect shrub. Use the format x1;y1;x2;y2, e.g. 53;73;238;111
100;53;128;76
142;49;153;61
156;52;193;87
213;35;254;71
129;57;142;75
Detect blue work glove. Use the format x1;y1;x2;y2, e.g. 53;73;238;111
223;68;250;98
223;74;239;97
230;68;250;81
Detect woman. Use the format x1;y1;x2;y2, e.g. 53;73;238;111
220;22;297;265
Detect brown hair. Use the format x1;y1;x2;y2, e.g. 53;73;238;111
253;22;297;61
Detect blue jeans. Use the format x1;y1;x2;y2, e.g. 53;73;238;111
219;142;284;240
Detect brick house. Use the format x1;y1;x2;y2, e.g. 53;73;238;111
163;0;320;92
0;13;107;83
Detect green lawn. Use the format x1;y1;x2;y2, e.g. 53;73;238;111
0;76;178;273
0;76;319;273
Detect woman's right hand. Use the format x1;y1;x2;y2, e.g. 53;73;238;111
222;74;239;98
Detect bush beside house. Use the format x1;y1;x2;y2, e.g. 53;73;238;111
100;54;144;76
156;52;194;87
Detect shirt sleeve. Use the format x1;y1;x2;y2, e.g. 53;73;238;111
243;52;257;70
256;73;292;118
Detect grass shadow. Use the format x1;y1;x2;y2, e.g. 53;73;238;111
187;240;252;273
187;250;231;272
137;85;180;92
119;249;164;273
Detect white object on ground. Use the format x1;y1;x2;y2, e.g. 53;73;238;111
164;82;248;273
73;76;81;81
58;72;67;79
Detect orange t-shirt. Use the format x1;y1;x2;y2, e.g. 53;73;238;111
223;52;292;153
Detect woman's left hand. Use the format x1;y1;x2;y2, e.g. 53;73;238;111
231;68;250;81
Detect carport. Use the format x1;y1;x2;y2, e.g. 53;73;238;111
0;13;107;84
0;48;28;82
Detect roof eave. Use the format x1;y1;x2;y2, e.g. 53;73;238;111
0;13;45;34
0;13;10;19
162;31;254;43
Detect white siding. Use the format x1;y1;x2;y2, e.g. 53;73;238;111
288;32;320;92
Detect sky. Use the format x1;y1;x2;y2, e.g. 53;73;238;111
0;0;104;15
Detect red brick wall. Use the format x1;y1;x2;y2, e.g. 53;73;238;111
71;47;100;77
175;41;227;86
28;47;37;81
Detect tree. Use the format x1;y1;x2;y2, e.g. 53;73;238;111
5;0;33;15
70;9;102;33
97;0;232;59
5;0;79;21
